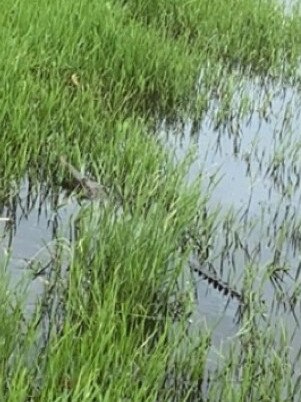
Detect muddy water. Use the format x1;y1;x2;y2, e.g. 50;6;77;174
160;77;301;368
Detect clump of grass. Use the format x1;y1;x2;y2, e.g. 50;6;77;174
0;0;203;191
1;0;300;190
1;0;199;113
0;132;208;399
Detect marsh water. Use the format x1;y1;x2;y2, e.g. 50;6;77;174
160;76;301;367
1;75;301;372
0;185;78;316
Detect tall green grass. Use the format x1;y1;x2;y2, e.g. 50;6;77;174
118;0;301;73
1;0;300;187
1;0;301;399
0;0;203;191
0;141;207;400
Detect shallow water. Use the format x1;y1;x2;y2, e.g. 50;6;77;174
160;76;301;372
1;74;301;378
0;182;78;315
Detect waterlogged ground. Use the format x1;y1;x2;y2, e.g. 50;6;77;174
1;75;301;375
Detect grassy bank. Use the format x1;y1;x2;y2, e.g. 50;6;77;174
118;0;301;74
1;0;301;400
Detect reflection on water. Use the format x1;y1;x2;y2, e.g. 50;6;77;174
1;75;301;377
160;77;301;370
0;181;78;315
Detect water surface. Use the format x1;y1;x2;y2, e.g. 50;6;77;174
160;77;301;371
1;74;301;377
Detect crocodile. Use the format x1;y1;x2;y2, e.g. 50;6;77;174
189;258;244;305
60;156;108;200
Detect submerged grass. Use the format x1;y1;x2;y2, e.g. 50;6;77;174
1;0;301;399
